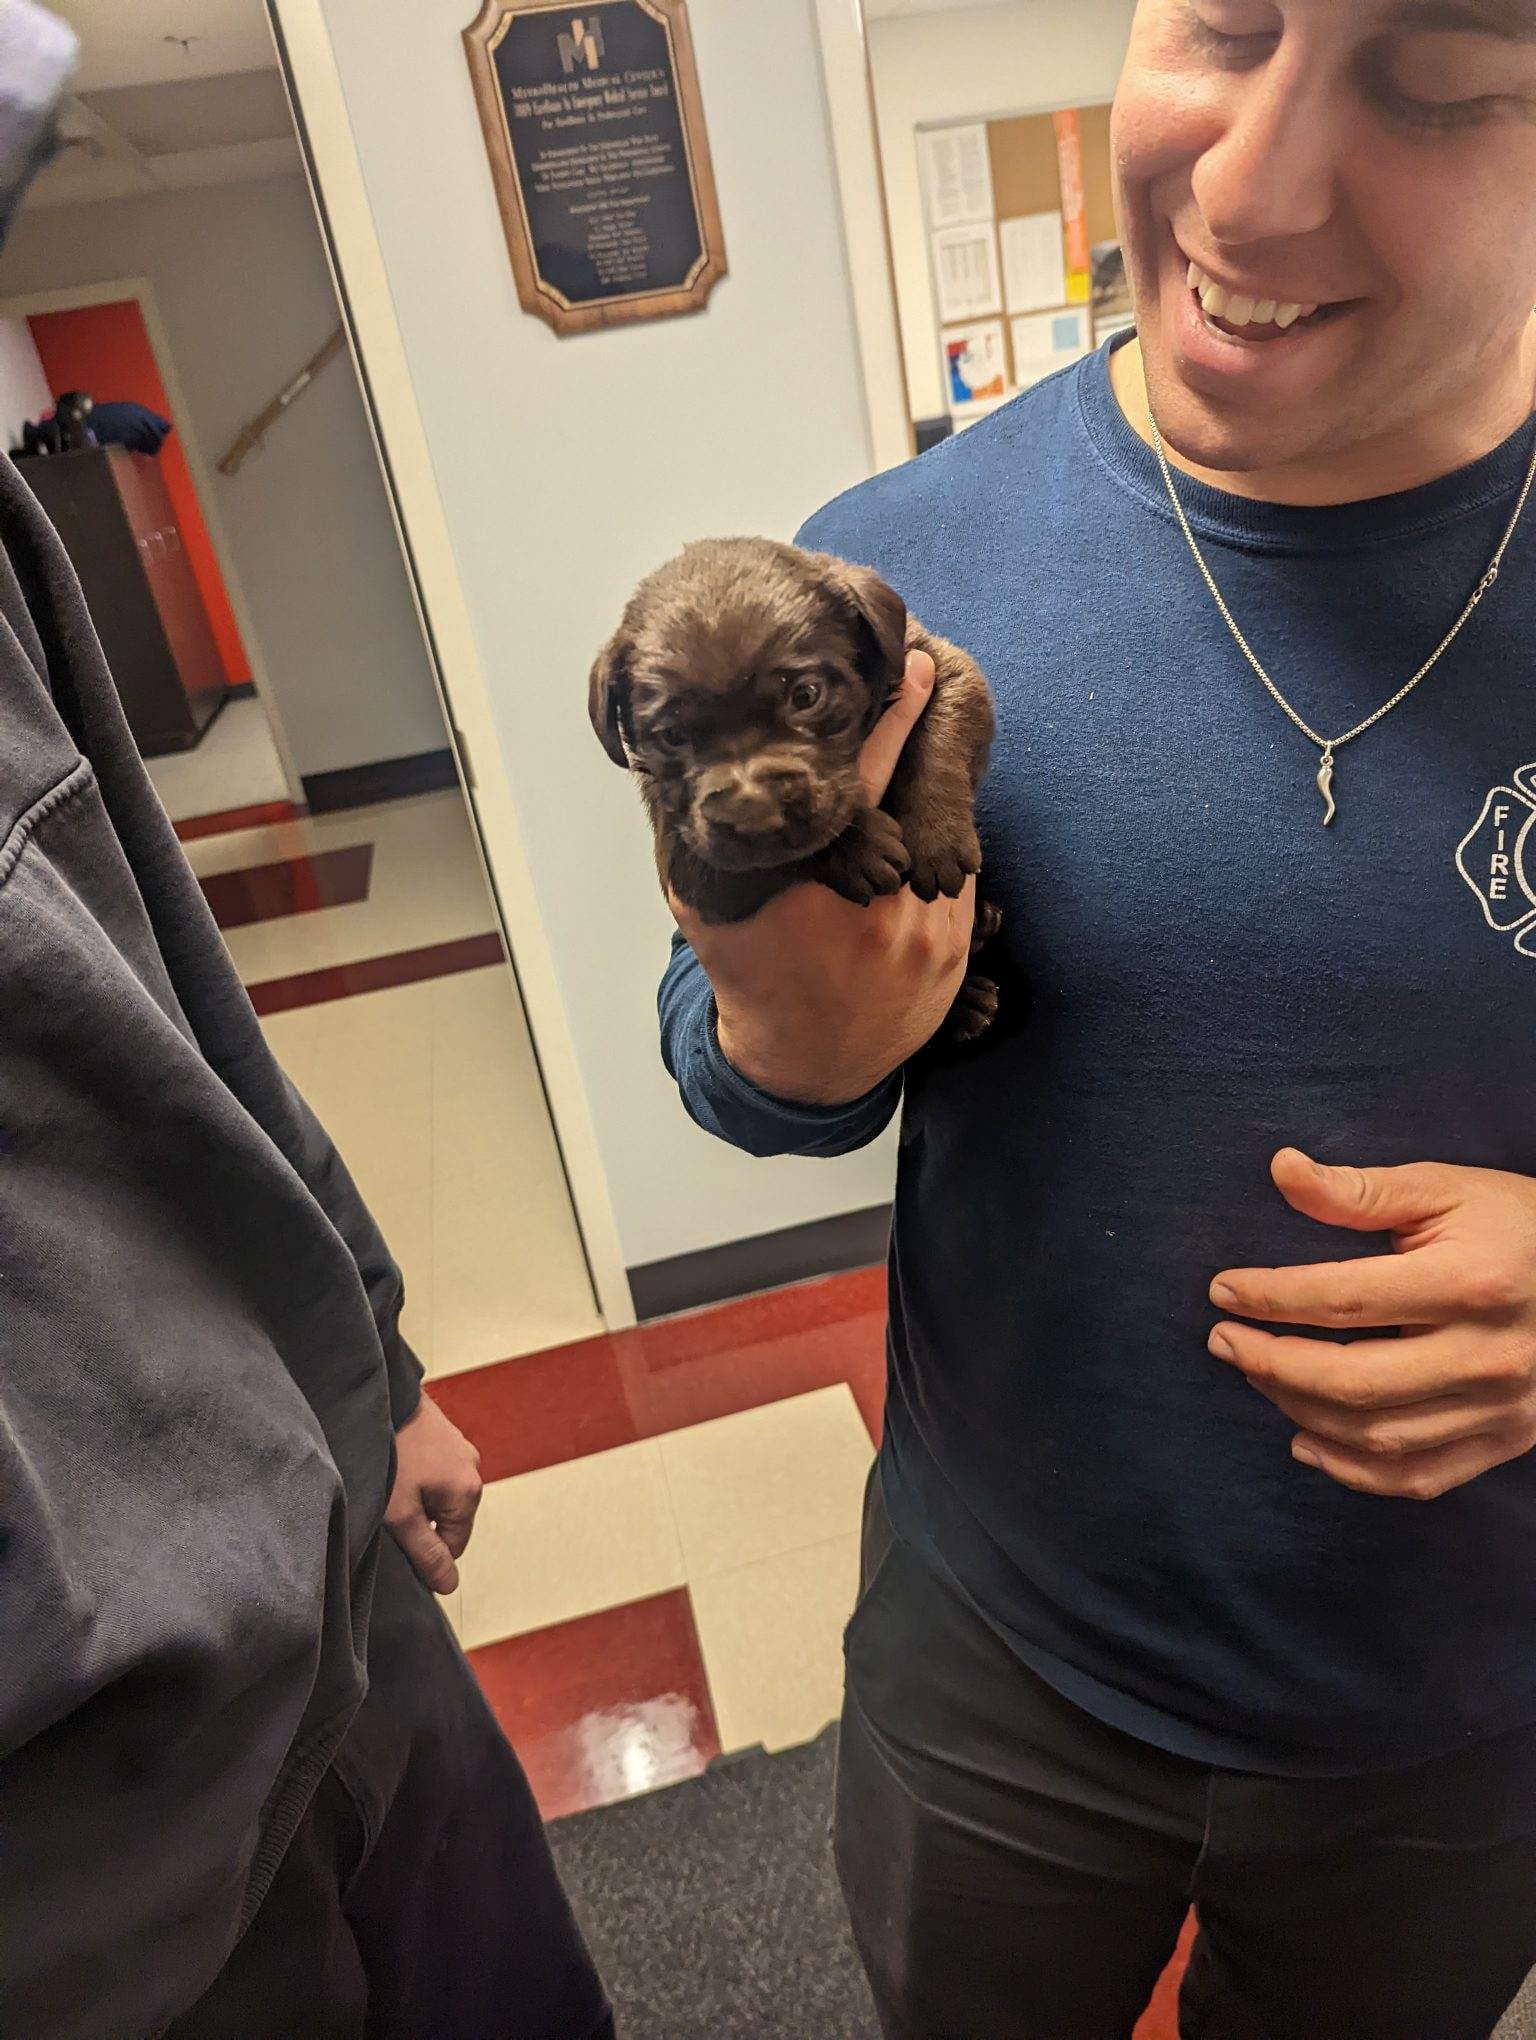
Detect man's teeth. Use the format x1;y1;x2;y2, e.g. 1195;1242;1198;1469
1186;261;1317;332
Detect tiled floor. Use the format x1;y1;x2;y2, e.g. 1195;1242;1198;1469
177;780;600;1375
430;1269;1185;2036
436;1281;880;1808
145;693;291;819
191;792;505;984
264;961;597;1373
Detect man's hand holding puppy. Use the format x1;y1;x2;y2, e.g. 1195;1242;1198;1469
671;651;975;1107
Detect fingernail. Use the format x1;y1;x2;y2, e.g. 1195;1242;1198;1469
1292;1439;1321;1469
1210;1280;1238;1309
1208;1329;1235;1361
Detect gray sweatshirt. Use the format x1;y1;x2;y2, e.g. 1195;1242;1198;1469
0;454;424;2036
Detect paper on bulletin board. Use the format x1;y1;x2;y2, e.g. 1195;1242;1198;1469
1000;211;1066;315
918;122;995;228
932;223;1001;323
1010;305;1091;388
943;319;1008;410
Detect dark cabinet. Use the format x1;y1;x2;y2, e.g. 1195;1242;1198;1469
16;446;227;756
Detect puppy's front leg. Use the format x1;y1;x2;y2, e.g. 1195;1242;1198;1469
884;627;995;903
809;803;910;907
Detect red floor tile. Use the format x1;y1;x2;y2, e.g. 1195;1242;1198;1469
199;843;373;929
429;1267;889;1486
469;1589;722;1821
174;798;300;842
430;1336;642;1481
1134;1914;1195;2040
247;932;504;1015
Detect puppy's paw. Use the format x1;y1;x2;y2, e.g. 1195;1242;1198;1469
905;822;982;904
817;808;910;907
972;898;1002;951
947;971;999;1044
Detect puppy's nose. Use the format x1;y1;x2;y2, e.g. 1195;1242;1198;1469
698;767;787;834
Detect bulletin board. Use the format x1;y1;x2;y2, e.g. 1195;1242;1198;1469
918;100;1132;423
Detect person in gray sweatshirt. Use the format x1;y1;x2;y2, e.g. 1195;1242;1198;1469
0;11;611;2035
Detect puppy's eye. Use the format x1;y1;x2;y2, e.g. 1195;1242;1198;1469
788;678;824;714
653;726;689;753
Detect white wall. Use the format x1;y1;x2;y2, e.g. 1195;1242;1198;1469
302;0;900;1273
867;0;1136;421
0;315;51;448
0;176;445;782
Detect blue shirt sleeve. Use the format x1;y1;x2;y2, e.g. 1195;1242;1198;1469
658;931;901;1159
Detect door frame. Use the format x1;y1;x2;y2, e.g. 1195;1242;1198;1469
1;273;308;805
813;0;914;474
268;0;634;1330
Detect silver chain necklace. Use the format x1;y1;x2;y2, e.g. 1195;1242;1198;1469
1148;402;1536;826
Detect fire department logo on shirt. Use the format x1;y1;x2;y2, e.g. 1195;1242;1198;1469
1457;762;1536;958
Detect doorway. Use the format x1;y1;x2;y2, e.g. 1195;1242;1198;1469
0;0;605;1374
6;275;305;820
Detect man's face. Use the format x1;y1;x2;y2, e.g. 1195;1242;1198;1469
1114;0;1536;473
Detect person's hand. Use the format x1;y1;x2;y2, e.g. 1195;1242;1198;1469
386;1393;484;1592
1209;1150;1536;1500
671;650;976;1107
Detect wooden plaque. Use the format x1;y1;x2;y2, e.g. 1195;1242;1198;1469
464;0;727;336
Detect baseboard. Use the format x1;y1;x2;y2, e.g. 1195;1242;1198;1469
627;1203;891;1322
225;680;259;701
301;748;459;814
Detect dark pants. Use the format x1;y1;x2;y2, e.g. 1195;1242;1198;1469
835;1469;1536;2040
167;1536;613;2040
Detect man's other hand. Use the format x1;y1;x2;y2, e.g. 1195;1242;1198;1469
386;1394;484;1593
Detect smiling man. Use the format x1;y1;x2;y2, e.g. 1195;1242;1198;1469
658;1;1536;2033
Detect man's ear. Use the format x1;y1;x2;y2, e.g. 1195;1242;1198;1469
819;555;908;688
588;631;633;768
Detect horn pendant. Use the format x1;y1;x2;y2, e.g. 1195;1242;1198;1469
1316;746;1337;827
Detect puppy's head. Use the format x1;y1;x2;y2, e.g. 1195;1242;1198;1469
588;538;906;871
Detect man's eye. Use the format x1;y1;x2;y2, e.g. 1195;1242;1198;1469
788;678;825;713
1377;88;1500;132
1362;50;1501;135
1374;31;1533;133
1184;3;1279;62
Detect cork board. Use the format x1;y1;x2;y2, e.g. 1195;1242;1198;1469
925;99;1120;412
986;100;1117;251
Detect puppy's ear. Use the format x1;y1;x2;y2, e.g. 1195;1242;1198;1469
588;631;633;768
824;557;908;688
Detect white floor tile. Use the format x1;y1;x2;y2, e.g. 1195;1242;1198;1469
259;975;437;1358
258;964;598;1376
146;695;290;821
427;968;599;1375
457;1444;686;1650
689;1534;860;1753
658;1385;873;1581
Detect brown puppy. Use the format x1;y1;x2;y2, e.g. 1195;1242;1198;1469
589;536;999;1037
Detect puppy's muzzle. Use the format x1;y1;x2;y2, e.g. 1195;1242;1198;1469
691;762;826;866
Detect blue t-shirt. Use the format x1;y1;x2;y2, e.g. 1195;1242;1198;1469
658;337;1536;1775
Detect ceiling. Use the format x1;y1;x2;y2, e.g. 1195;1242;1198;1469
48;0;276;94
21;0;299;210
